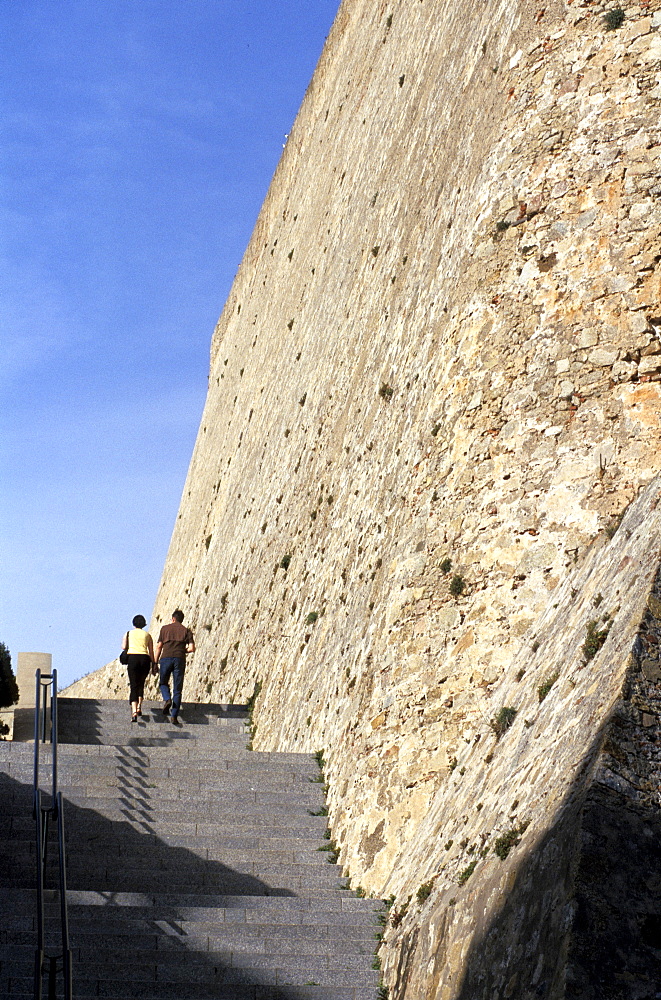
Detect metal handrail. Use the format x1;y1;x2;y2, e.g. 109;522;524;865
33;669;72;1000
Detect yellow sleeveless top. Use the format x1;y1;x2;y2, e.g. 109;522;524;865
127;628;151;656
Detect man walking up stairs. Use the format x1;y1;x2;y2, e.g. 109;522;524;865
0;698;382;999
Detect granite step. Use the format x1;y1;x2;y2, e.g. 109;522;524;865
1;889;381;918
2;964;380;989
0;978;378;1000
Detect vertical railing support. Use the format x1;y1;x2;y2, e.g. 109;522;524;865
32;668;72;1000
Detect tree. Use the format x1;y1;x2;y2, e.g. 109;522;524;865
0;643;19;708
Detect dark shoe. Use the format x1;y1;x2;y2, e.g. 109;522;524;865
170;715;179;726
131;714;138;723
162;701;171;716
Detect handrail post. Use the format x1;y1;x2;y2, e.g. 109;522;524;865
42;676;47;743
51;669;57;807
34;786;43;1000
47;957;57;1000
33;669;41;794
57;792;72;1000
32;668;72;1000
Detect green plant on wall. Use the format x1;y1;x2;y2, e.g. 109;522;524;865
416;881;433;903
457;859;477;885
493;822;529;860
491;706;517;738
603;7;625;30
537;672;559;702
582;619;612;661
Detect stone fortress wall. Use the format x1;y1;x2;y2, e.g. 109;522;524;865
66;0;661;995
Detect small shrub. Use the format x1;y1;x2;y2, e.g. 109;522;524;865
582;619;612;661
493;822;529;860
449;575;465;596
444;839;454;850
305;611;319;625
538;672;559;702
246;680;262;718
515;668;525;681
605;513;623;539
449;757;458;772
390;897;410;927
431;422;441;436
416;881;433;904
440;557;452;574
603;7;625;30
491;706;517;738
496;220;511;232
280;553;292;570
379;383;394;400
205;682;212;694
457;859;477;885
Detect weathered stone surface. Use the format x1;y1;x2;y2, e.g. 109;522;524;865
65;0;661;996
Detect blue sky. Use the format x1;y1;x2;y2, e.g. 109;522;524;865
1;0;340;690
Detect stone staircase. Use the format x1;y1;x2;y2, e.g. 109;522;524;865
0;698;382;999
